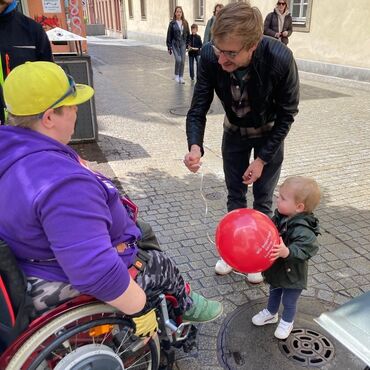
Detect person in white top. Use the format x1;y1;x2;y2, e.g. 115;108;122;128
166;6;190;84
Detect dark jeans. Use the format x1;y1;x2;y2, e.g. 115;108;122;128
267;287;302;322
188;54;199;80
222;130;284;216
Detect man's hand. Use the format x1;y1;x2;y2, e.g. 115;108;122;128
242;158;265;185
132;309;158;338
184;145;202;173
282;31;288;37
269;237;290;261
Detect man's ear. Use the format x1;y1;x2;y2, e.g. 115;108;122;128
40;108;55;129
296;202;305;213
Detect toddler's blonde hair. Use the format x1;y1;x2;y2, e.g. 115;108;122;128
280;176;321;213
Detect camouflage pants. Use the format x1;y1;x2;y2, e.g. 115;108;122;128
28;250;191;315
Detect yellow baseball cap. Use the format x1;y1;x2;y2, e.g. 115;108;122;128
3;61;94;116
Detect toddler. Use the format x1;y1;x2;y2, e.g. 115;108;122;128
252;176;321;339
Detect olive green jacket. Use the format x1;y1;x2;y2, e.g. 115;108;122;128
263;210;320;289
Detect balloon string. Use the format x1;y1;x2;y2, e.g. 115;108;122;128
198;165;253;279
198;168;216;246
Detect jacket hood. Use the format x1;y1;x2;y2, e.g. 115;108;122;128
274;209;320;235
0;126;78;178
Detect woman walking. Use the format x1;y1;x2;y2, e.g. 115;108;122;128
166;6;190;84
264;1;293;45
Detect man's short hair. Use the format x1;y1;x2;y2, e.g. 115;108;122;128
212;2;263;50
7;107;64;129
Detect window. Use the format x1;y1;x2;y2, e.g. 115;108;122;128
128;0;133;19
290;0;313;31
194;0;204;21
140;0;146;20
169;0;177;19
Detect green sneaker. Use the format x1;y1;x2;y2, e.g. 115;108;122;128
183;291;223;323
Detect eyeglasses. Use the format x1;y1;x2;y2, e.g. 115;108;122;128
277;2;286;5
211;42;245;60
43;74;77;113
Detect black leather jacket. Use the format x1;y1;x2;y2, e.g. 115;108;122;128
186;36;299;163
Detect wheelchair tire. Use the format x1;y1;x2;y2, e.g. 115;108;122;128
6;302;160;370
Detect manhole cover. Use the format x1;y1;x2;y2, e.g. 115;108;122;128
217;298;364;370
169;107;213;116
204;191;222;200
278;328;335;368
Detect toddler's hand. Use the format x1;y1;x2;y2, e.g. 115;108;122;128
269;237;290;261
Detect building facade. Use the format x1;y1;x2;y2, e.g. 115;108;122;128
87;0;370;81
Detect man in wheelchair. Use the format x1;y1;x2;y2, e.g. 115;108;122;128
0;62;222;368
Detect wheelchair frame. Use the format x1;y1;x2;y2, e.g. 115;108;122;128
0;293;197;370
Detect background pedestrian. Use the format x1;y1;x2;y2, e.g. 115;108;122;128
188;24;202;81
0;0;53;125
203;3;224;44
166;6;190;84
264;1;293;45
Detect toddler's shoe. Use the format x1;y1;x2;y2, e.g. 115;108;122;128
274;319;294;339
252;308;278;326
247;272;263;284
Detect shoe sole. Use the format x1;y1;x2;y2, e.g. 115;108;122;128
252;317;278;326
247;279;264;284
215;269;233;276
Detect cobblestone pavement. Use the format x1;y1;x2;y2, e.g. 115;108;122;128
82;37;370;369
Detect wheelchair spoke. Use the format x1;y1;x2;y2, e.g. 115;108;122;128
123;352;152;369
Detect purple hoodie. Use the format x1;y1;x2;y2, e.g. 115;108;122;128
0;126;141;301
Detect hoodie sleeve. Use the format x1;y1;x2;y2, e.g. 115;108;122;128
34;174;131;302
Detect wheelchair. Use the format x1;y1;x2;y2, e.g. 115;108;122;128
0;242;197;370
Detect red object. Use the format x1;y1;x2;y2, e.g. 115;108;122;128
215;209;280;273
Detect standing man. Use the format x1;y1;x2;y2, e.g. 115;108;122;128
0;0;53;124
184;2;299;281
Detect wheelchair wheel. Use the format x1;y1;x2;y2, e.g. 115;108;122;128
6;303;160;370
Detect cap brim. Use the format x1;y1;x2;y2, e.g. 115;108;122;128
55;84;94;108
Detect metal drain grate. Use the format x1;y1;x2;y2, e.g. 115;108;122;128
278;328;335;368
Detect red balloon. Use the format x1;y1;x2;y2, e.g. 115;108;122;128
215;209;280;273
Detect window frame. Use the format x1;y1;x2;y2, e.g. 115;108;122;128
290;0;313;32
128;0;133;19
194;0;205;22
140;0;147;20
